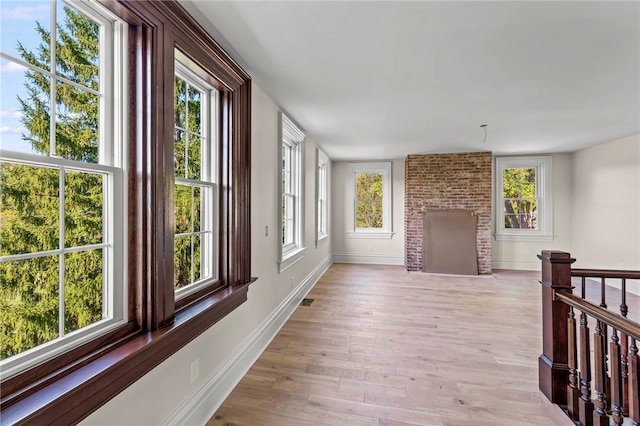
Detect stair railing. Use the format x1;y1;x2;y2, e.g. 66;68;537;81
538;250;640;426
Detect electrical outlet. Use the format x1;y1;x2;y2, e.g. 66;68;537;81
264;226;268;237
190;358;200;384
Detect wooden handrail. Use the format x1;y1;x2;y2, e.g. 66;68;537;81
571;268;640;279
555;290;640;340
539;251;640;426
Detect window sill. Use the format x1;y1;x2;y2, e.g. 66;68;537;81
279;247;306;273
315;235;328;248
347;231;394;240
0;279;255;425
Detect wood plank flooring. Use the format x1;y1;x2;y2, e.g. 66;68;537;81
207;264;578;426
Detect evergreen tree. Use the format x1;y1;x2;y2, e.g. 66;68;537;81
1;4;103;359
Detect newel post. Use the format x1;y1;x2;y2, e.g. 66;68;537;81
538;250;576;405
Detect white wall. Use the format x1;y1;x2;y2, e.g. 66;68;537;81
570;134;640;270
82;82;332;425
331;159;405;265
492;136;640;271
492;153;573;270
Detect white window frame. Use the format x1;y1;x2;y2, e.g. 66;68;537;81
278;113;305;272
495;155;553;241
173;52;219;300
0;1;127;380
347;161;393;239
315;147;329;247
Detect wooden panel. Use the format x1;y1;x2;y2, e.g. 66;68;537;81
423;209;478;275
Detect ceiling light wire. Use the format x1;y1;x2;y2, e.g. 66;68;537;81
480;124;487;143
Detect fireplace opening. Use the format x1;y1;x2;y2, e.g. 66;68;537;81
422;209;478;275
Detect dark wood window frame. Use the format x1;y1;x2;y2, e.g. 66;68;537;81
0;1;253;424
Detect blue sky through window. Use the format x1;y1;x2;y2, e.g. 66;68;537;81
0;1;60;154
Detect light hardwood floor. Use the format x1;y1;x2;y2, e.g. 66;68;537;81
207;264;576;426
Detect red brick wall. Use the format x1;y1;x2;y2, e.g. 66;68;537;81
404;152;492;273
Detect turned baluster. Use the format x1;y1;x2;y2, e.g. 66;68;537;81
579;310;594;426
621;278;629;416
610;329;624;425
599;277;611;412
629;338;639;426
593;319;610;425
567;306;580;420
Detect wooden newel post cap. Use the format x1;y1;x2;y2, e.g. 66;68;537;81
537;250;575;263
538;250;575;289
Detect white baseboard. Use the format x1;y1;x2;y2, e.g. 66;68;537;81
586;277;640;297
162;255;333;426
333;252;404;266
492;258;540;271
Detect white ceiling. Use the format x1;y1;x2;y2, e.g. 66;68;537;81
181;1;639;161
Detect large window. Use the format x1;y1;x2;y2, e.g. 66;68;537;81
279;113;305;272
347;162;393;238
316;148;329;246
0;1;252;423
173;56;218;299
495;156;553;241
0;0;126;381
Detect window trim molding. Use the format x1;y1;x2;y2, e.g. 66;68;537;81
494;155;553;242
278;112;305;273
0;0;129;383
173;56;220;300
346;161;393;239
0;1;254;423
315;147;329;247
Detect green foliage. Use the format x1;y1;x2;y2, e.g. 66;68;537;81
173;75;204;289
355;173;383;229
0;5;103;359
502;168;537;229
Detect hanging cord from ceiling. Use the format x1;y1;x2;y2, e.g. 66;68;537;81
480;124;487;143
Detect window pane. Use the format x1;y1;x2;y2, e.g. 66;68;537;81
0;67;51;155
0;162;59;256
356;200;383;228
55;2;100;90
174;235;191;289
356;173;383;201
0;1;52;70
55;79;99;163
187;134;201;180
193;186;201;232
174;129;187;178
175;184;191;234
187;85;202;134
193;234;201;282
65;171;103;247
64;249;103;333
0;255;59;360
174;77;187;129
503;199;537;229
503;167;536;198
284;219;294;245
282;144;292;193
356;172;383;229
282;193;294;246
